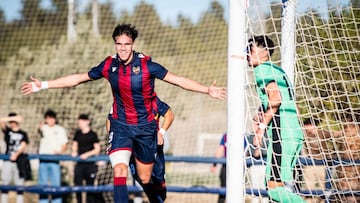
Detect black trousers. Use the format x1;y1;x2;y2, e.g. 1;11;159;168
74;163;98;203
218;165;226;203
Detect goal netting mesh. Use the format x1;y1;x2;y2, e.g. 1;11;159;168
0;0;359;202
246;0;360;203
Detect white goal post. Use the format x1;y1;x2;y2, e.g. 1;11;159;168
227;0;247;202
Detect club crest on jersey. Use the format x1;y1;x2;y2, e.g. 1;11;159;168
112;67;117;72
132;66;141;74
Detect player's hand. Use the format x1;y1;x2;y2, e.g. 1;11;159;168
252;119;259;132
21;76;41;95
208;81;227;101
253;129;264;147
157;131;164;145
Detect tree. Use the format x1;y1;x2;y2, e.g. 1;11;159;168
351;0;360;7
208;0;225;21
131;1;162;42
0;8;5;24
21;0;42;25
50;0;68;27
195;0;227;52
98;1;116;37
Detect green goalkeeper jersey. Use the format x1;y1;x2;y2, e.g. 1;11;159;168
254;61;303;140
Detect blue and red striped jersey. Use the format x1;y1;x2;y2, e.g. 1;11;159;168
88;52;168;125
152;96;170;129
152;96;170;119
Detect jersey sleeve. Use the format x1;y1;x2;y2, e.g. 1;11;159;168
73;130;80;142
88;57;109;80
148;61;168;80
21;130;29;144
156;97;170;117
59;127;68;144
92;131;100;143
219;134;226;146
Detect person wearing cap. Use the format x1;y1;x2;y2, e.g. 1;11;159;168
38;109;68;203
0;113;29;203
71;114;100;203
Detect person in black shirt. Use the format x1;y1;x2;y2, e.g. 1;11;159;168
71;114;100;203
0;113;29;203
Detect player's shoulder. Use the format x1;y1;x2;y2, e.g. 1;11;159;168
256;61;273;70
256;62;282;75
105;55;116;62
263;62;284;73
134;52;151;62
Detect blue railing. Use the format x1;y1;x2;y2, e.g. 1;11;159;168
0;154;359;200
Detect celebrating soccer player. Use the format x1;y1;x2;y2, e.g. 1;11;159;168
21;23;226;203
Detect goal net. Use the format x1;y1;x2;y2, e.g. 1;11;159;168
0;0;359;202
245;0;360;202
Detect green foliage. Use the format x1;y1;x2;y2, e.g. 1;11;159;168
0;1;229;151
0;0;68;63
0;1;228;64
296;5;360;122
0;0;359;133
0;8;5;24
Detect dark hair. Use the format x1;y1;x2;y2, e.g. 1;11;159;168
112;24;138;42
8;112;19;124
44;109;57;119
248;35;275;56
78;114;89;120
303;117;320;126
8;112;17;117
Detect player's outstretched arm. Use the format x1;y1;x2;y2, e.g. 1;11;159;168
21;73;92;95
163;71;227;101
208;80;227;101
158;108;175;145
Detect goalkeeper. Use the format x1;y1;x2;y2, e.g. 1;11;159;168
247;35;306;203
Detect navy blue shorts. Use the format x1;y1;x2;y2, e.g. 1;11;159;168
108;117;157;163
152;144;166;183
130;144;166;184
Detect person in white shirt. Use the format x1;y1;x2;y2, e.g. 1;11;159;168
38;109;68;203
